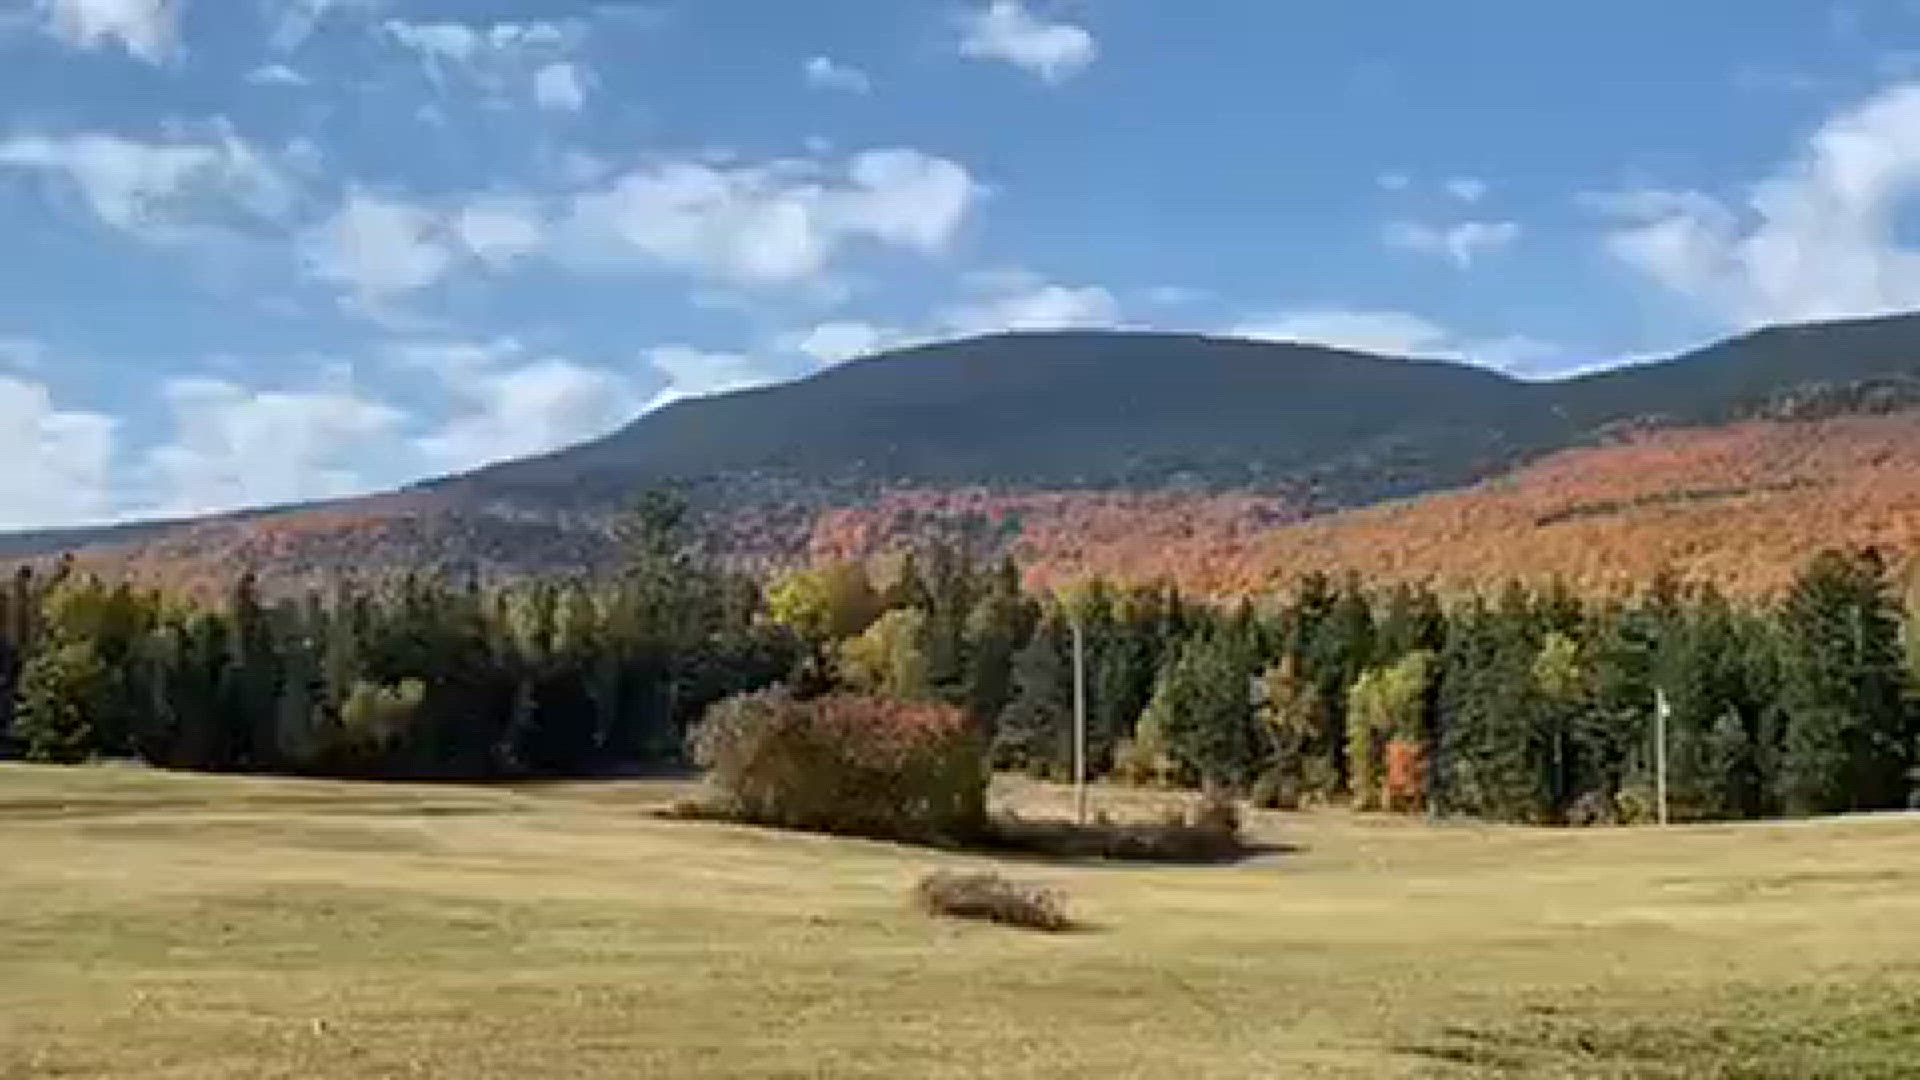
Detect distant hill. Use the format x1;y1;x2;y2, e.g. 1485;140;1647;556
14;313;1920;594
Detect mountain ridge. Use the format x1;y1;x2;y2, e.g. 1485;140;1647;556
13;312;1920;593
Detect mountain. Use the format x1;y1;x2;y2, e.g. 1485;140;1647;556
14;313;1920;595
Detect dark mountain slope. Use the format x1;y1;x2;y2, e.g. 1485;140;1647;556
436;332;1555;511
8;312;1920;589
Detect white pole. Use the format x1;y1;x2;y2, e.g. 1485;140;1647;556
1654;687;1670;827
1072;617;1087;826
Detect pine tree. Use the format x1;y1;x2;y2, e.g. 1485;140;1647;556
995;612;1072;776
1143;629;1258;787
1778;548;1912;814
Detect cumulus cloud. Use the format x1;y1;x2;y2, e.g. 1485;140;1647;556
0;374;117;528
779;320;907;365
1592;82;1920;327
804;55;872;94
455;195;545;267
1227;308;1559;374
295;145;976;304
144;375;406;516
415;353;642;470
382;18;590;111
560;147;978;285
266;0;383;52
1385;219;1520;268
959;0;1095;84
641;344;787;411
302;190;458;298
0;124;299;248
942;270;1120;333
533;61;588;111
39;0;180;64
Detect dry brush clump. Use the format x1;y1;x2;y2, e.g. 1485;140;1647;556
913;870;1073;932
987;786;1248;863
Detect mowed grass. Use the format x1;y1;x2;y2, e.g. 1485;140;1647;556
3;766;1920;1078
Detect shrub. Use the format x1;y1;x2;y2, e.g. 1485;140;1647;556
913;870;1071;932
689;688;986;843
986;787;1248;863
1249;768;1299;810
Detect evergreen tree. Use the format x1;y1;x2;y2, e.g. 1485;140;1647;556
995;611;1072;776
1141;629;1258;786
1777;548;1912;814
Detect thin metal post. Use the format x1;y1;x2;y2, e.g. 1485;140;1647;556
1072;617;1087;826
1655;687;1670;826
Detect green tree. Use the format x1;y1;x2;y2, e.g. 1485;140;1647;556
995;612;1072;776
1777;548;1912;814
15;640;109;763
1141;630;1257;786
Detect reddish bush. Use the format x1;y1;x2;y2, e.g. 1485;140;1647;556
1385;738;1428;813
689;689;987;843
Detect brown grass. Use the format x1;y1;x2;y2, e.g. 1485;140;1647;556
4;764;1920;1077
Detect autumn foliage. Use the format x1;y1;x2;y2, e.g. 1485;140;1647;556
689;690;987;842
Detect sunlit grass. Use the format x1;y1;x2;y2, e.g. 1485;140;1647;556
2;763;1918;1077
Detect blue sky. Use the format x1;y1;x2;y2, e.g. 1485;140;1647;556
3;0;1920;528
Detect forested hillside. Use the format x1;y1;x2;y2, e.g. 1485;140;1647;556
9;313;1920;596
7;486;1916;824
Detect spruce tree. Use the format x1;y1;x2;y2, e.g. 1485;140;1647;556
1778;548;1912;814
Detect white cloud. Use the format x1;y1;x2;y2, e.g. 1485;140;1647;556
246;62;309;86
1385;219;1520;268
382;18;589;110
1593;82;1920;327
1446;177;1489;203
0;374;117;528
943;270;1120;333
303;190;457;298
293;145;974;303
455;195;545;266
533;61;588;111
415;353;641;470
643;344;783;411
0;125;298;247
145;376;406;516
1227;308;1562;375
40;0;180;64
383;19;482;62
959;0;1096;84
266;0;382;52
1230;309;1455;356
804;55;873;94
561;147;978;285
780;320;906;365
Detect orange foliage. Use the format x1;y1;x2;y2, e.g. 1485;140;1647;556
1385;739;1427;813
1258;410;1920;598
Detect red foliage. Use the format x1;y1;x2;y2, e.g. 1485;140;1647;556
1385;739;1427;813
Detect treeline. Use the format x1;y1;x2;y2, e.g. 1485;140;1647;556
768;545;1918;824
0;495;795;777
5;491;1917;824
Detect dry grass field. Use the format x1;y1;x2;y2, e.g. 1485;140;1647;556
3;764;1920;1078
